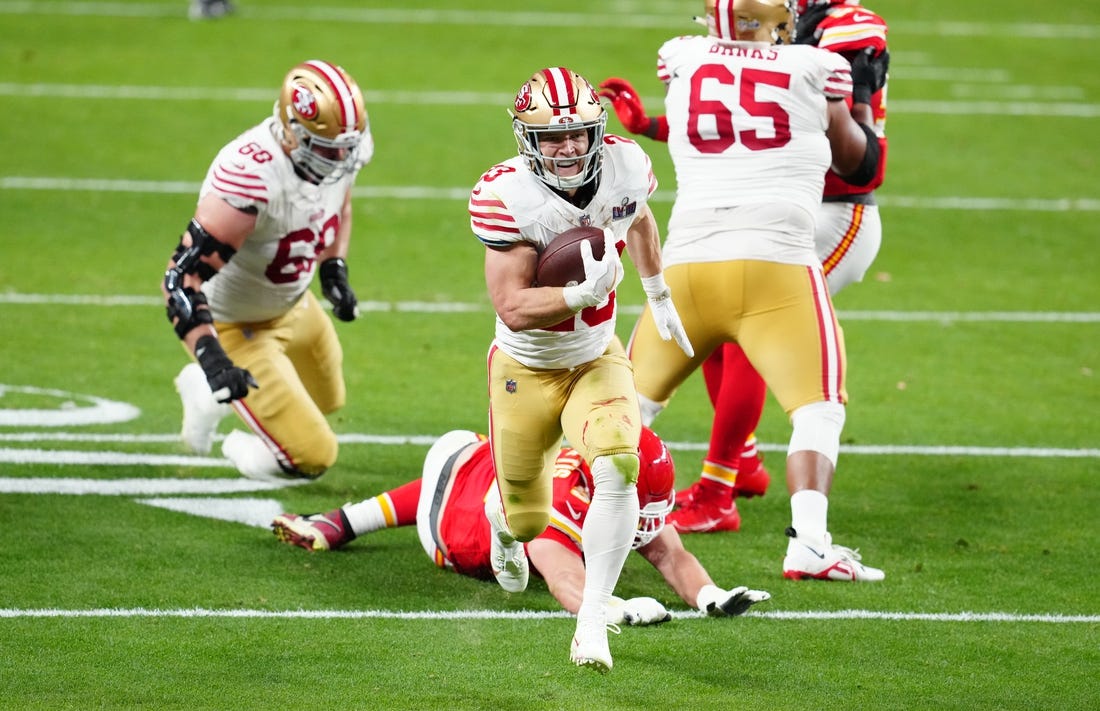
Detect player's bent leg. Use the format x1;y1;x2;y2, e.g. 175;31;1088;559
286;291;346;414
484;482;529;593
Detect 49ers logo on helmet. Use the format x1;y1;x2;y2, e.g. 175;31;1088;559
514;83;533;113
291;85;319;119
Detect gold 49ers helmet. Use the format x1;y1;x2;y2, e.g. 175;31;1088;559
510;66;607;191
274;60;368;184
703;0;796;44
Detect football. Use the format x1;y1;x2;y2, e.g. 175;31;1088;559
535;225;605;287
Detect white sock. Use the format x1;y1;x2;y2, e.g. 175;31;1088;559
578;455;639;620
790;489;828;541
343;495;394;536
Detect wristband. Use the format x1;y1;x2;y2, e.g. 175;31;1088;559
640;273;669;299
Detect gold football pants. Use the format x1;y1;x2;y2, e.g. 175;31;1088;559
486;338;640;540
216;291;344;477
629;260;847;417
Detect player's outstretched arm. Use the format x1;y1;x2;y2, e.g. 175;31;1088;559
598;77;669;142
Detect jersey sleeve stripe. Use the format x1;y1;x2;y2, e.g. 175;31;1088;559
471;219;520;236
824;68;853;99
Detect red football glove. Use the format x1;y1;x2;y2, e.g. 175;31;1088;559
598;77;669;142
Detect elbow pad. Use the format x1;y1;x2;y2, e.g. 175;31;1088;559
842;124;881;187
171;220;237;281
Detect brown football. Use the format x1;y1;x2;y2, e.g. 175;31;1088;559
535;226;605;287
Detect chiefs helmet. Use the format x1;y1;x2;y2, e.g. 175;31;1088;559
633;427;676;549
274;60;368;184
796;0;859;11
703;0;796;44
510;66;607;191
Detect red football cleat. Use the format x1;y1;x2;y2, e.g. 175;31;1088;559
271;509;355;551
667;490;741;533
732;458;771;499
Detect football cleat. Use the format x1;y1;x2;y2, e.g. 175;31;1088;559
570;619;617;674
782;527;885;582
175;362;230;455
733;458;771;499
485;497;529;593
222;430;287;482
668;485;741;533
272;509;354;552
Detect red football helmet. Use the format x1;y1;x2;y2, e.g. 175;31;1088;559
796;0;859;12
633;426;675;548
576;426;675;548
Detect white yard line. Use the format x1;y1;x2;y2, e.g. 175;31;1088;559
4;176;1100;213
0;435;1096;465
0;292;1097;323
1;82;1097;117
0;606;1095;623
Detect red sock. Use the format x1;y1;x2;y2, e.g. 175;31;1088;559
385;479;422;526
703;343;767;470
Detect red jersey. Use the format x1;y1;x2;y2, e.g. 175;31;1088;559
434;442;591;579
801;4;889;196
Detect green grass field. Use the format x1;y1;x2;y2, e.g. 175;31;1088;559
1;1;1098;709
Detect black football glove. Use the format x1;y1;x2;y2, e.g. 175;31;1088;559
319;257;359;322
850;47;890;105
194;335;258;404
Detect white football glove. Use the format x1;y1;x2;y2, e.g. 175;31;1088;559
562;229;624;311
606;595;672;626
696;584;771;617
640;273;694;358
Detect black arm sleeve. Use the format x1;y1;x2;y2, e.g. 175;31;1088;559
840;123;881;187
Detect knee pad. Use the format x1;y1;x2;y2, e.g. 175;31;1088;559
787;401;846;467
591;452;640;490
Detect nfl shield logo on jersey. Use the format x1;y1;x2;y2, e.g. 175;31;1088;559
505;379;517;394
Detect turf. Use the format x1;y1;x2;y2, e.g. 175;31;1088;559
1;1;1097;709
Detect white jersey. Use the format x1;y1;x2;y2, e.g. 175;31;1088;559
198;117;372;323
657;36;851;267
468;137;656;369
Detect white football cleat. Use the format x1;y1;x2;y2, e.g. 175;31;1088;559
570;618;615;674
222;430;287;483
484;492;529;593
782;528;885;582
175;362;230;454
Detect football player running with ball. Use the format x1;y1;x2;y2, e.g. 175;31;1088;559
162;60;372;482
467;66;693;673
599;0;890;535
608;0;888;581
272;427;770;625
